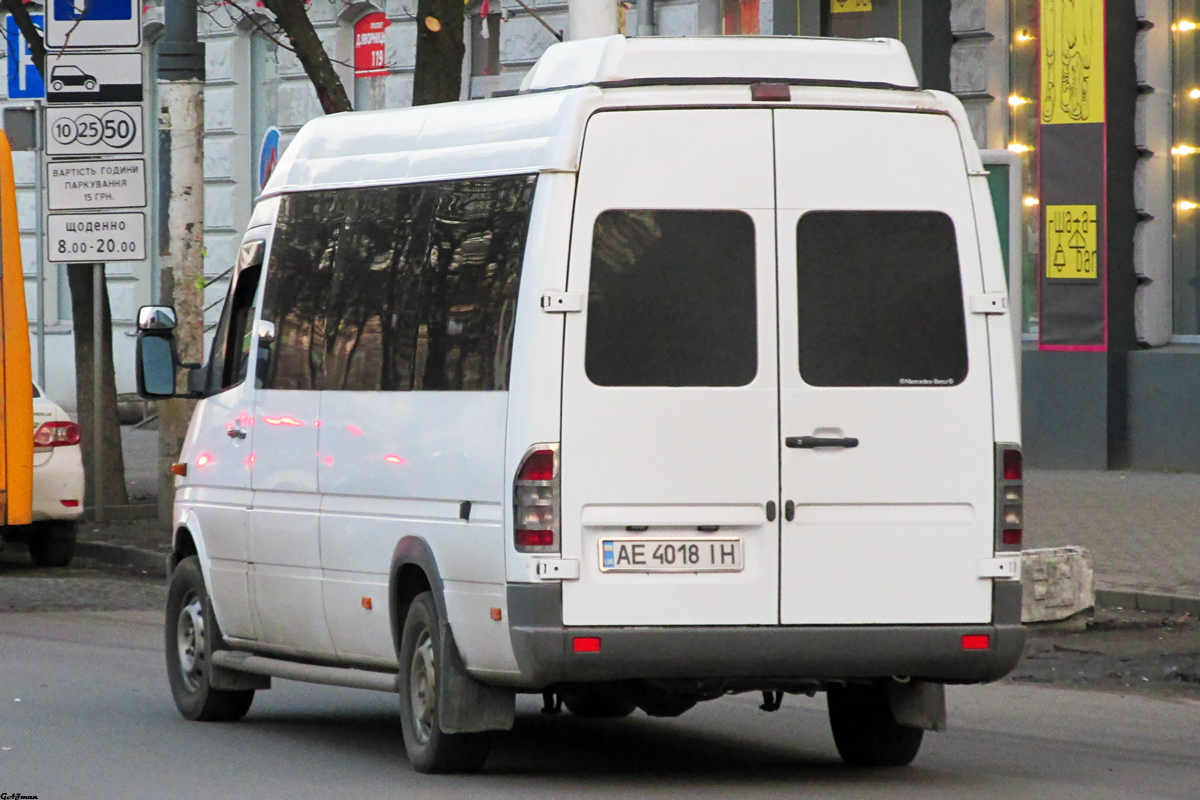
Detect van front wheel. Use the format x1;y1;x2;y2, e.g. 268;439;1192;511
164;556;255;721
827;683;923;767
398;592;492;773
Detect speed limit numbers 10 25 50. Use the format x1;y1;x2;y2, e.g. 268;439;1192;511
46;105;143;156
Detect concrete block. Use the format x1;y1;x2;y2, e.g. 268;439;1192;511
1021;546;1095;623
1135;593;1175;612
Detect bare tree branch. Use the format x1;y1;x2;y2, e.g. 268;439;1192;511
260;0;354;114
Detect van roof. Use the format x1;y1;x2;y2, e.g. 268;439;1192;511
520;35;918;92
261;36;948;200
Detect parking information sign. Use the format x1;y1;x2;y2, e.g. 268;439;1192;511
45;52;142;104
47;212;145;262
48;158;146;211
46;0;141;49
5;15;45;99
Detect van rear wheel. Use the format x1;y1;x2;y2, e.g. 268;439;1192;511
398;592;492;773
827;683;923;767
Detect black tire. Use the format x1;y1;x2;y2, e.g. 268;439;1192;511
562;686;638;719
165;556;255;722
398;592;492;773
51;80;63;91
827;683;924;767
28;521;76;568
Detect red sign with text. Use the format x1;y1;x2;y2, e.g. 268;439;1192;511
355;13;389;77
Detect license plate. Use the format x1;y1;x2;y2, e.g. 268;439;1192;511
599;538;744;573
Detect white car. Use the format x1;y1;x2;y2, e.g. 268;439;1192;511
1;384;85;567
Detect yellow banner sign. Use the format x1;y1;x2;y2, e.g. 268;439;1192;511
1045;204;1099;279
831;0;872;12
1039;0;1105;124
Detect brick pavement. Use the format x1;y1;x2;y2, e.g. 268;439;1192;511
1026;469;1200;598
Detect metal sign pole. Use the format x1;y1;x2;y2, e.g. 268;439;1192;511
92;264;104;524
34;103;45;388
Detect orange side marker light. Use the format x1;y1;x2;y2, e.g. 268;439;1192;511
171;463;187;476
361;597;373;610
490;607;502;621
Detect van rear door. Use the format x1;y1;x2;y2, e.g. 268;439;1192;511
774;108;996;625
559;109;779;627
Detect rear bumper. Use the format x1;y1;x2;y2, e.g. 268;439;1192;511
504;582;1025;689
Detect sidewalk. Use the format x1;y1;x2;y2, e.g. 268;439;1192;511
1026;469;1200;599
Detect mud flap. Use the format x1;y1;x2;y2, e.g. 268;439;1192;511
888;680;947;731
205;594;271;691
437;621;515;733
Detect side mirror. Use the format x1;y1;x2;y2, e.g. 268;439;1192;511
137;305;177;332
136;334;179;398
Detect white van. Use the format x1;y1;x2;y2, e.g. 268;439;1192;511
137;35;1025;774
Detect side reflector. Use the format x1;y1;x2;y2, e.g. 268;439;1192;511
962;634;991;650
171;463;187;476
1002;529;1023;546
490;607;503;621
751;82;791;101
60;499;79;507
361;597;372;610
572;637;601;653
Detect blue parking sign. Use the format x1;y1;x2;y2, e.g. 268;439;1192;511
6;15;45;100
53;0;133;22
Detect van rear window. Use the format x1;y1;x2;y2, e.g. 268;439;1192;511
794;211;968;387
585;210;757;387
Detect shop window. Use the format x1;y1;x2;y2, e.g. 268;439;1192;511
1008;0;1040;335
723;0;760;34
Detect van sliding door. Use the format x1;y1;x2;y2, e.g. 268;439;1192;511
774;109;996;625
559;109;779;627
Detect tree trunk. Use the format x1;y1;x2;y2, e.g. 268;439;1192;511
412;0;465;106
67;264;129;509
261;0;353;114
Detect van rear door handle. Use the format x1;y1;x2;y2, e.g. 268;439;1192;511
786;436;858;449
226;428;247;440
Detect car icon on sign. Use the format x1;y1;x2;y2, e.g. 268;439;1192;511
50;65;98;92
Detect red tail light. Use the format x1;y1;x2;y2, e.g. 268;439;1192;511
514;445;559;553
1003;449;1022;481
34;421;81;447
517;449;555;481
996;444;1023;552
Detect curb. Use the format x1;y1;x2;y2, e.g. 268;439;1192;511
1096;588;1200;617
74;542;167;577
79;504;159;523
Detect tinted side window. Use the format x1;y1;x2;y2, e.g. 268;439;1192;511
585;210;758;387
321;185;429;391
795;211;968;387
259;193;345;390
260;175;535;391
205;262;263;395
414;177;534;390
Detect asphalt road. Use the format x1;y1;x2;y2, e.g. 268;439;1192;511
1;611;1197;799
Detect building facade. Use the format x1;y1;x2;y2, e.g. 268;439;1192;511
1;0;1196;469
